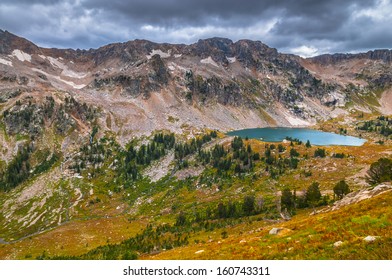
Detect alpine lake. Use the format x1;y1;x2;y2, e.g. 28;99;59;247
226;127;366;146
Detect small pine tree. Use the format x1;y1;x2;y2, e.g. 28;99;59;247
290;148;300;157
333;180;350;199
314;148;326;158
234;163;242;174
306;182;322;211
217;202;227;219
366;158;392;185
175;212;187;226
281;188;294;211
242;195;255;216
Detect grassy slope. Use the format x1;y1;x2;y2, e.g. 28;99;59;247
145;190;392;260
0;113;391;260
0;216;147;259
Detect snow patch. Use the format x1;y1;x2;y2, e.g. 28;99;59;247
47;56;66;68
32;68;86;89
0;57;12;66
174;54;182;58
226;56;236;63
200;56;219;67
61;68;87;79
38;55;87;79
146;49;171;59
169;62;188;72
59;78;86;89
11;49;31;62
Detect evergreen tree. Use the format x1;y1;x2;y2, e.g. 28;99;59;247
175;212;187;226
231;136;243;151
217;202;227;219
333;180;350;199
227;202;237;218
242;195;255;216
234;163;242;174
306;182;322;211
314;148;326;158
366;158;392;185
290;148;300;157
281;187;294;211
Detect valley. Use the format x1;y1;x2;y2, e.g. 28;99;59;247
0;30;391;260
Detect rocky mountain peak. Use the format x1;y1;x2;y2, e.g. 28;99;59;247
0;29;39;55
366;49;392;63
194;37;234;53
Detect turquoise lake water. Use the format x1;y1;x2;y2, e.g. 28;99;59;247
226;127;366;146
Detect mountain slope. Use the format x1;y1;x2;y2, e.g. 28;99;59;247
0;30;391;260
1;30;390;141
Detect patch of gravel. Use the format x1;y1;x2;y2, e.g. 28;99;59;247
174;165;205;180
143;150;175;182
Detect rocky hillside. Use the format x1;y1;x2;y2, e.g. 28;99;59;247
1;30;390;141
0;30;391;260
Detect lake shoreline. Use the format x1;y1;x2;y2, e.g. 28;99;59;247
226;127;366;146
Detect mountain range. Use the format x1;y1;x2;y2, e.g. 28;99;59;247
1;29;391;140
0;30;391;260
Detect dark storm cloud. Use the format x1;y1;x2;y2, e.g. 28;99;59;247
83;0;277;26
0;0;391;56
82;0;371;24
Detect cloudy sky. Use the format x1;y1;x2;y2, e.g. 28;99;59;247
0;0;391;57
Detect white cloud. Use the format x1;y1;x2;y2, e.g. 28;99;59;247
354;0;392;21
141;25;164;32
289;45;319;57
135;19;279;44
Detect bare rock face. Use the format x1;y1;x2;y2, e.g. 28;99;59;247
149;54;169;85
321;92;345;107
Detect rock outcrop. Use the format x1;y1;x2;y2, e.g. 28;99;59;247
320;183;392;213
